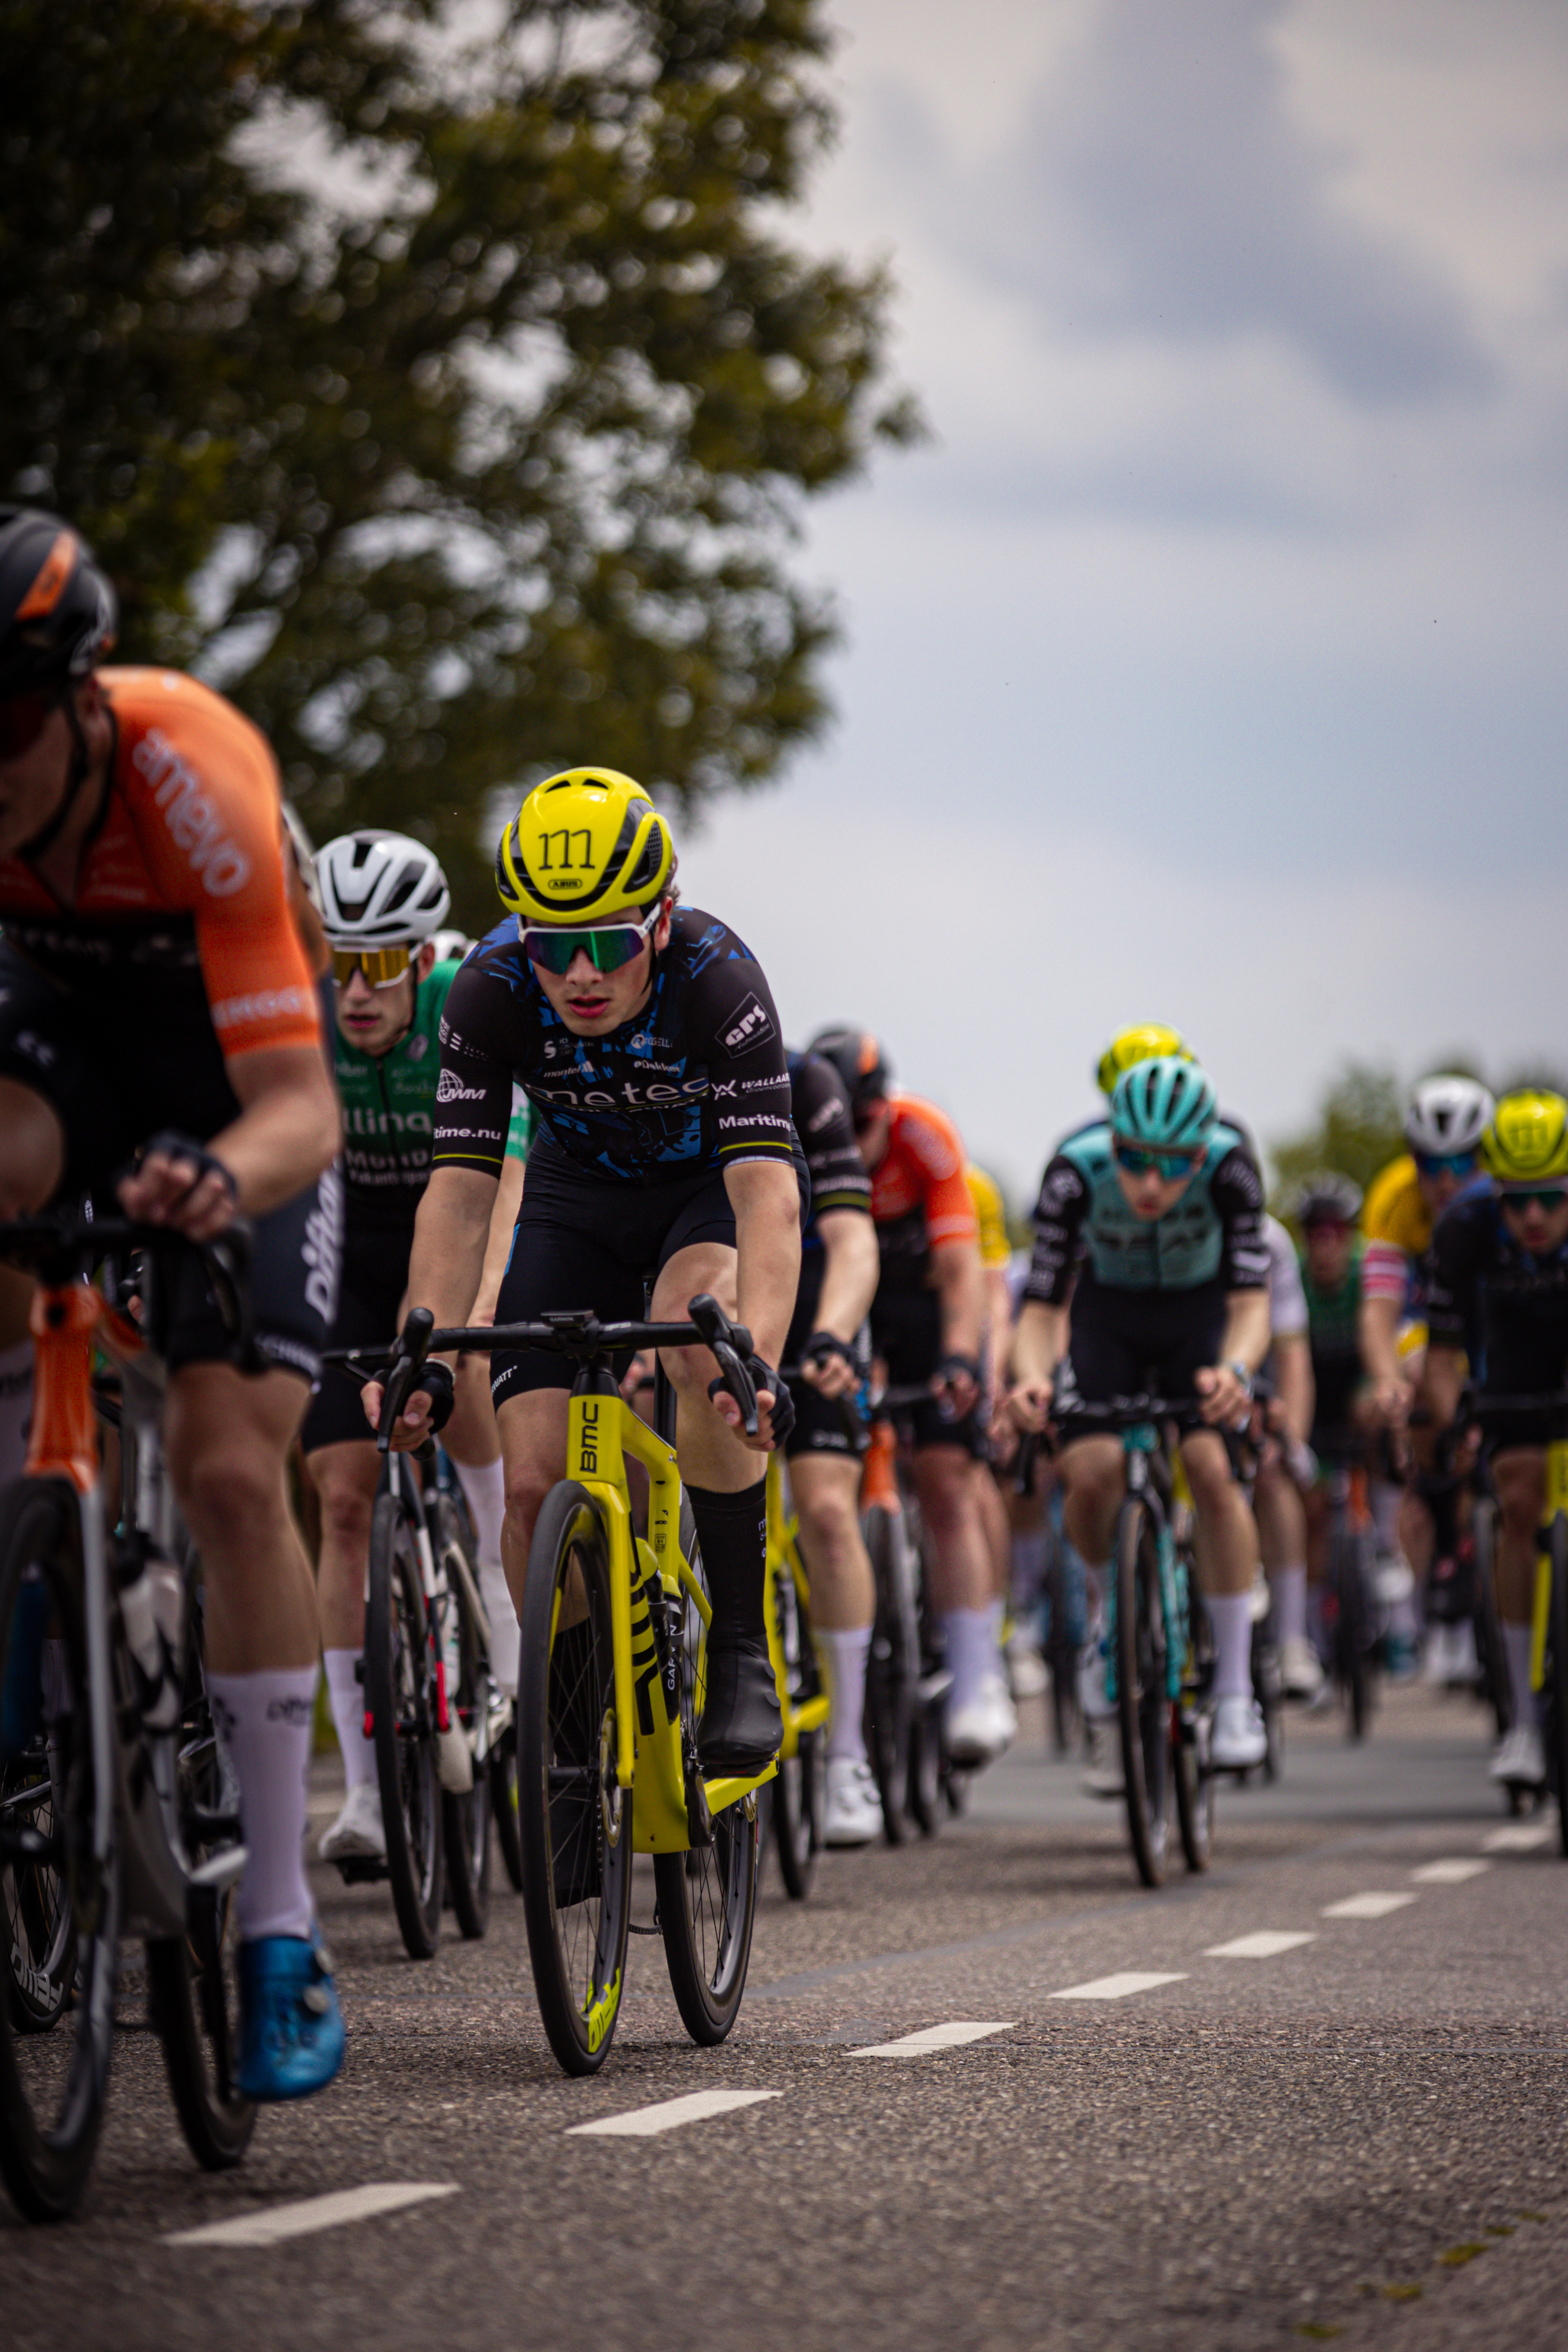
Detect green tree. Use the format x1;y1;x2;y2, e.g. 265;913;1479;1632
1269;1061;1406;1212
1;0;920;927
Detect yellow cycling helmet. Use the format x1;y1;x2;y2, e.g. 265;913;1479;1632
495;768;675;922
1482;1090;1568;1187
1096;1023;1192;1098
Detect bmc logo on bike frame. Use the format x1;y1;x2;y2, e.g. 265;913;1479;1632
579;1398;599;1475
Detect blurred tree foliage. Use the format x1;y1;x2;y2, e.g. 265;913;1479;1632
1270;1062;1406;1211
0;0;920;926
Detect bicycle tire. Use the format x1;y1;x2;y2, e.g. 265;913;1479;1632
862;1505;915;1846
366;1487;444;1960
906;1700;942;1838
1470;1499;1512;1741
491;1719;523;1891
435;1497;492;1941
1548;1517;1568;1860
1044;1552;1080;1759
1329;1522;1371;1741
1174;1577;1214;1874
656;1503;760;2045
517;1483;633;2076
0;1478;119;2222
1114;1495;1171;1889
769;1555;822;1902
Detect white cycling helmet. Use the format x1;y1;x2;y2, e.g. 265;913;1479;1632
316;829;452;948
1405;1073;1494;1158
429;927;474;966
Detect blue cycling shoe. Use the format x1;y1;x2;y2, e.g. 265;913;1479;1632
237;1929;346;2101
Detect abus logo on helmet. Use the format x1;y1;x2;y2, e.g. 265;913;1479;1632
131;729;252;898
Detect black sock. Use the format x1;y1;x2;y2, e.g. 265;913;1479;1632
686;1478;768;1648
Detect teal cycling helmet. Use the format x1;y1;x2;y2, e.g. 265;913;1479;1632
1110;1054;1218;1153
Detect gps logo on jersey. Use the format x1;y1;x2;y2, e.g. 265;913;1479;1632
721;993;775;1057
211;985;313;1033
132;729;252;898
436;1068;487;1105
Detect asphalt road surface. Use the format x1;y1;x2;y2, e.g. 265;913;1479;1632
6;1679;1566;2352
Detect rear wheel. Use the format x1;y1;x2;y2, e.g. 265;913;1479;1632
1114;1497;1171;1889
492;1719;522;1891
657;1510;760;2045
1547;1516;1568;1860
436;1501;492;1943
366;1486;443;1960
862;1505;916;1846
1174;1572;1215;1874
0;1479;119;2223
1471;1498;1512;1741
517;1483;632;2076
769;1555;822;1902
1328;1517;1372;1741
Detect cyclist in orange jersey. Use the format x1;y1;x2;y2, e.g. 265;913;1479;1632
0;508;345;2102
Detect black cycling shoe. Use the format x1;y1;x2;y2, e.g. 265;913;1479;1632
696;1636;782;1776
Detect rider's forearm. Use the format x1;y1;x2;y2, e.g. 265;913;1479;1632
1275;1333;1315;1446
1012;1298;1067;1385
931;1238;984;1362
727;1159;802;1368
406;1166;499;1353
211;1044;341;1216
1425;1345;1465;1428
1220;1287;1271;1377
811;1209;879;1343
1358;1294;1402;1385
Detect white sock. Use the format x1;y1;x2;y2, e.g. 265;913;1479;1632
818;1624;872;1765
0;1339;32;1485
323;1647;375;1793
942;1606;998;1713
479;1560;521;1697
1208;1592;1254;1703
1272;1564;1308;1650
1503;1623;1542;1726
207;1667;317;1942
453;1454;506;1568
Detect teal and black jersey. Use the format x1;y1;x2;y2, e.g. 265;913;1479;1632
1023;1120;1269;1305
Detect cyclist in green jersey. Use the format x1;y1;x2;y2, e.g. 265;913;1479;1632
300;833;528;1865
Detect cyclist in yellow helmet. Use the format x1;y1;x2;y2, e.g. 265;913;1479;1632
1094;1023;1192;1101
1425;1091;1568;1795
365;767;807;1776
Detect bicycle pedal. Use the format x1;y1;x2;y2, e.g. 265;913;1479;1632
336;1855;390;1885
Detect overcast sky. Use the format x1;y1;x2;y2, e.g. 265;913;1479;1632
674;0;1568;1200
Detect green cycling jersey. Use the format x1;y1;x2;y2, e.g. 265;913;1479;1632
336;957;528;1220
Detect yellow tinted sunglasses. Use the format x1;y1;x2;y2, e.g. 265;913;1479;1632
331;944;414;990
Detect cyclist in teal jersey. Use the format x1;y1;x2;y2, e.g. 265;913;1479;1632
300;834;528;1865
1008;1057;1273;1773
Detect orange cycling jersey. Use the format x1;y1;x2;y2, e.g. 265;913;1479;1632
869;1094;978;1287
0;668;320;1061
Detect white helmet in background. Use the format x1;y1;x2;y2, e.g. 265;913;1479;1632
316;830;451;947
429;927;474;966
1405;1074;1494;1158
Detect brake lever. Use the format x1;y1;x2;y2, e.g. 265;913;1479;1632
376;1305;434;1455
711;1338;759;1439
688;1292;760;1437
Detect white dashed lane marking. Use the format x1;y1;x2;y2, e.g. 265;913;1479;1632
1050;1972;1188;2002
566;2089;782;2139
1411;1857;1490;1884
1203;1931;1316;1960
1483;1820;1555;1853
1322;1893;1417;1919
847;2021;1014;2058
165;2183;459;2249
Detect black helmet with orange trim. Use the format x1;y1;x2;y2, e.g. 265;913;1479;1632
805;1027;892;1113
494;768;674;922
0;506;117;699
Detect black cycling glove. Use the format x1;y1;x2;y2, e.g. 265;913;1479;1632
138;1131;238;1207
935;1352;982;1393
410;1359;456;1432
804;1330;858;1375
709;1353;795;1445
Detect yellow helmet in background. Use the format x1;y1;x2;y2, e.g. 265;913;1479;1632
1096;1023;1192;1098
495;768;675;922
1482;1091;1568;1187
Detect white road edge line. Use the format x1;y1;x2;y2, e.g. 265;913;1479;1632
1050;1972;1188;2002
1321;1893;1417;1919
164;2182;459;2249
567;2089;782;2139
1203;1931;1316;1960
847;2021;1014;2058
1410;1857;1491;1884
1482;1821;1555;1853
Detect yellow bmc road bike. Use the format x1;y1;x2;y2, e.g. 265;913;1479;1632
374;1298;778;2076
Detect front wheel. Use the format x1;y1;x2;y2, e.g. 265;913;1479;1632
862;1505;916;1846
1471;1499;1512;1742
1174;1575;1215;1874
0;1479;119;2223
436;1503;492;1943
1328;1521;1373;1742
1547;1516;1568;1860
1114;1496;1171;1889
769;1557;822;1902
656;1508;760;2045
366;1486;444;1960
517;1483;633;2076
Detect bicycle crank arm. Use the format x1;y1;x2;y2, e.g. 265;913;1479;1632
187;1842;248;1895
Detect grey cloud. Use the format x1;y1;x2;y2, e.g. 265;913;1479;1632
940;0;1494;404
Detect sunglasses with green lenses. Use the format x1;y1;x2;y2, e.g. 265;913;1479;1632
519;906;659;976
1114;1141;1203;1181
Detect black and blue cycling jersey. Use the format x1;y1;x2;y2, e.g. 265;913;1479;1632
431;907;798;1185
1024;1118;1269;1306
